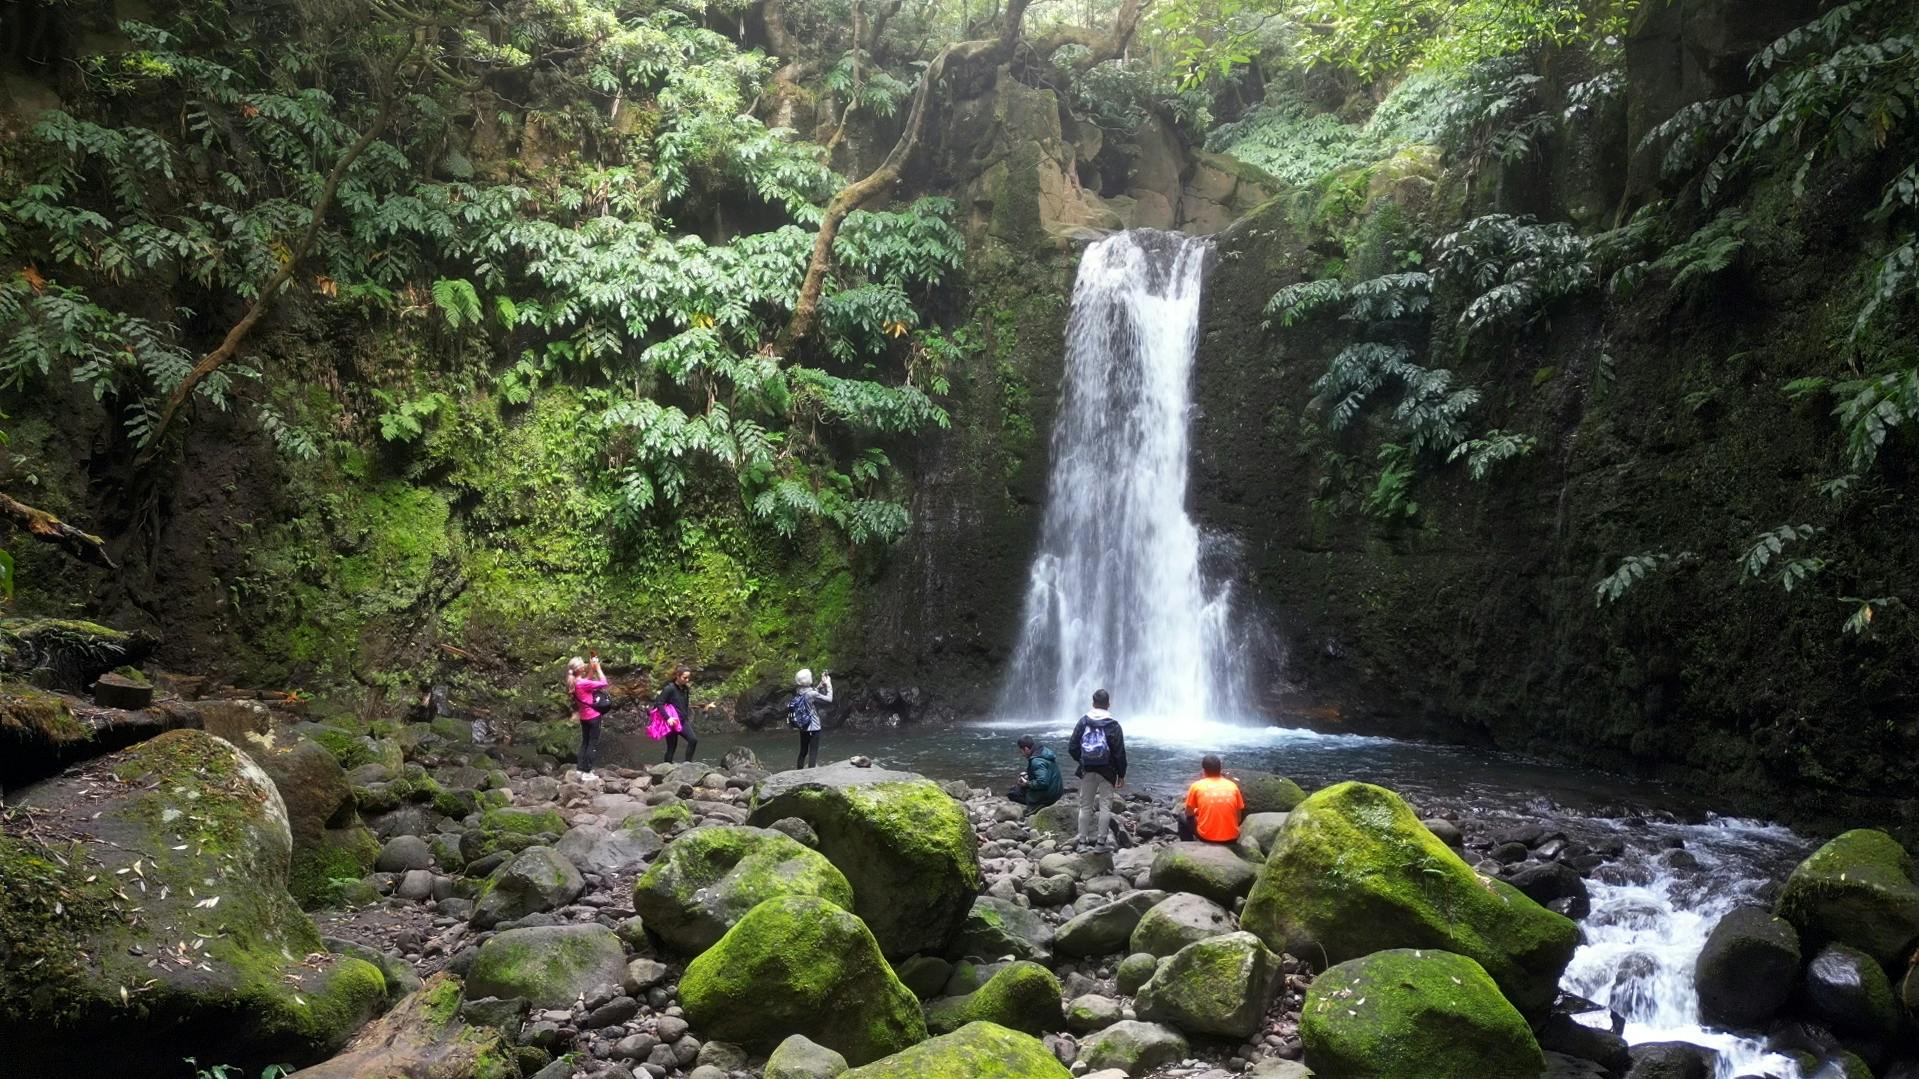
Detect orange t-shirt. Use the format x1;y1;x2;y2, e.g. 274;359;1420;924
1184;776;1245;842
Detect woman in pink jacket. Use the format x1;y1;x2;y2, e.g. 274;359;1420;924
567;652;609;780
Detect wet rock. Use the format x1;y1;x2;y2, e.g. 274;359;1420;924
1302;949;1543;1079
1775;829;1919;969
1130;892;1235;957
1695;906;1801;1028
894;955;954;1000
1077;1020;1190;1074
1623;1041;1716;1079
1054;890;1168;957
1800;941;1898;1039
472;845;585;929
1504;861;1591;920
1537;1012;1631;1073
1135;931;1282;1039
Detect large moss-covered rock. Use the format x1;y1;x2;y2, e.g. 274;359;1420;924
1135;931;1283;1039
1150;842;1260;905
1131;892;1236;957
1243;782;1577;1015
471;845;584;929
949;895;1054;963
0;617;155;690
462;806;568;861
1774;829;1919;968
1695;906;1801;1028
0;729;385;1073
680;895;927;1064
290;973;516;1079
1301;949;1543;1079
747;762;981;957
923;961;1063;1035
839;1020;1070;1079
250;736;382;909
465;924;628;1009
633;826;854;954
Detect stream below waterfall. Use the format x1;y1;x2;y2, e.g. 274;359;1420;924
604;718;1814;1078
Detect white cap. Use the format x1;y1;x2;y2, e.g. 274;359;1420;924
795;668;814;687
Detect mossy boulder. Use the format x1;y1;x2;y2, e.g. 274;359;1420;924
1077;1020;1190;1073
1238;772;1309;814
1150;842;1260;905
1241;812;1291;853
472;845;585;930
1695;906;1801;1028
1300;949;1543;1079
923;961;1063;1035
465;923;628;1008
948;895;1054;963
0;729;384;1072
747;762;982;957
0;617;155;691
633;825;854;954
680;894;928;1064
292;973;514;1079
838;1020;1070;1079
1242;782;1577;1016
1774;828;1919;969
1130;892;1236;957
250;736;382;909
1135;931;1283;1039
463;806;567;861
1800;941;1898;1039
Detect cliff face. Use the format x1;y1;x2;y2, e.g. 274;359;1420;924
1186;5;1919;830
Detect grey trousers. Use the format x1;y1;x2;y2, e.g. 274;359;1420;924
1077;771;1114;845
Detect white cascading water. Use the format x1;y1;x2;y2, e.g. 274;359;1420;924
1001;230;1255;731
1561;816;1807;1079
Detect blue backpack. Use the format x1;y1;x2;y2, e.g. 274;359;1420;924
1079;721;1111;767
788;692;816;731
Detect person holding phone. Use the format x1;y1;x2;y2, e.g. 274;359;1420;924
789;668;833;769
566;651;609;780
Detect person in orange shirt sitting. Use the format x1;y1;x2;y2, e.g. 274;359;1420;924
1179;754;1246;843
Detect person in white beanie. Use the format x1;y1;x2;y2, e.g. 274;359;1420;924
787;667;834;769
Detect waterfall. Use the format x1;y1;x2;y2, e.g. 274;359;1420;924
1001;230;1257;731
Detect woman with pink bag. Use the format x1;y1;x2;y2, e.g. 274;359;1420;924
652;665;698;763
566;652;610;781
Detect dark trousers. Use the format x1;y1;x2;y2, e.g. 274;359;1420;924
1005;786;1059;810
663;724;698;763
1176;811;1236;843
796;729;820;769
577;718;602;773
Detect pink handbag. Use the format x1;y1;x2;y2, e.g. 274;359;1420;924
645;703;682;740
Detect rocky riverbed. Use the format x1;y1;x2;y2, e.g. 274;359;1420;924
4;680;1919;1079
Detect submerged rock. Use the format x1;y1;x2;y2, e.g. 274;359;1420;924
0;729;385;1073
748;762;982;957
679;894;926;1064
632;825;853;955
838;1020;1069;1078
1301;948;1543;1079
1774;829;1919;969
1242;782;1577;1016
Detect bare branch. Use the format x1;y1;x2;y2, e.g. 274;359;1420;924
0;492;116;571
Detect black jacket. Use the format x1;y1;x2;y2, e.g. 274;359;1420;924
1067;713;1126;781
657;681;692;725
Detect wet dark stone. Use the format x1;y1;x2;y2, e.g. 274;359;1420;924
1625;1041;1716;1079
1539;1013;1631;1072
1496;824;1547;847
1695;906;1800;1029
1801;942;1898;1039
1492;841;1530;864
1506;860;1592;919
1765;1018;1843;1061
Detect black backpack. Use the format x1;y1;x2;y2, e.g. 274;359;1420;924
591;686;613;712
1079;720;1112;767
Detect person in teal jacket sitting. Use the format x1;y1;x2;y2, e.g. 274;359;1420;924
1007;735;1064;812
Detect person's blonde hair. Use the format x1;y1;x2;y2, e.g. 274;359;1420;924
566;657;586;684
